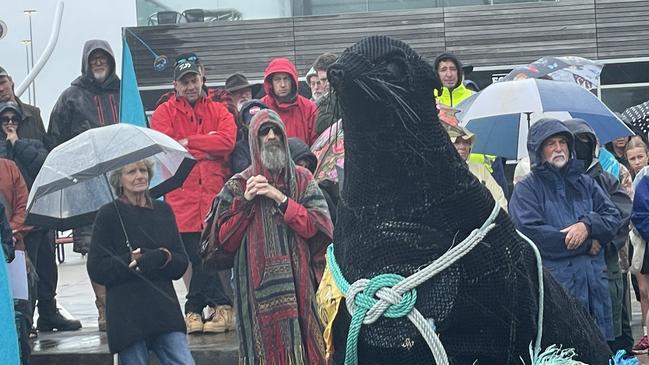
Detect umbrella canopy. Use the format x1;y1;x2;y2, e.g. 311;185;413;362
26;124;196;230
456;78;633;160
502;56;603;89
311;120;344;184
621;99;649;137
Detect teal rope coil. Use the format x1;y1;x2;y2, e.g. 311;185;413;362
328;247;417;364
326;202;502;365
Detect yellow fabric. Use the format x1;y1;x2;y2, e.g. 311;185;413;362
469;153;496;173
435;84;474;108
317;262;343;362
468;161;508;212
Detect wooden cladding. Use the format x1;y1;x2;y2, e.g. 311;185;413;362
126;0;649;87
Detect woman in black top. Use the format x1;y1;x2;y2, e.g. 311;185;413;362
87;159;194;365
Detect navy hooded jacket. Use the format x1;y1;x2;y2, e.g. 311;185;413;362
509;118;621;340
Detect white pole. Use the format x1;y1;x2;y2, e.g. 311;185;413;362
16;2;64;98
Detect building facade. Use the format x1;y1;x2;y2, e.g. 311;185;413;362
128;0;649;114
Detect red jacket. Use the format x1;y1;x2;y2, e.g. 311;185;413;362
151;94;237;233
261;58;318;145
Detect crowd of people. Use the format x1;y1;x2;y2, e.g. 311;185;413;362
1;35;649;365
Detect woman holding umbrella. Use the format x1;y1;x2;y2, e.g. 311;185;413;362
87;159;194;365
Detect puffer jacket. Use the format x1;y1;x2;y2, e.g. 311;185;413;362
47;40;120;149
261;58;318;145
509;119;621;341
0;138;47;190
151;93;237;233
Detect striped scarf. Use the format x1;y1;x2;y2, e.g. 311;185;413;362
218;109;333;364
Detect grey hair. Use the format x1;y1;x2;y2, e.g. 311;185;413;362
108;159;155;196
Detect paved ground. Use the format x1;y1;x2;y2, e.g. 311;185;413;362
30;245;649;363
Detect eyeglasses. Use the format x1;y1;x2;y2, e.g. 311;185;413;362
89;55;108;65
1;115;20;125
258;124;282;137
175;55;199;66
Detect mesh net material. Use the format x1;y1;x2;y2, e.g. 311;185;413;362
327;35;611;364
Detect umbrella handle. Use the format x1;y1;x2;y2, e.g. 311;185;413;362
103;173;133;252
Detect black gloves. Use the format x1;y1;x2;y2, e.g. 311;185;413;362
136;249;167;273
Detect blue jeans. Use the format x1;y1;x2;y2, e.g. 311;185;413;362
119;331;195;365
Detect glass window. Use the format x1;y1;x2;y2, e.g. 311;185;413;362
136;0;291;25
601;61;649;85
601;86;649;114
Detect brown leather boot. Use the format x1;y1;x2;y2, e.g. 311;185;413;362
91;280;107;332
95;298;106;332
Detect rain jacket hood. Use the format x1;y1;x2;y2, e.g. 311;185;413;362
73;39;119;92
563;118;599;168
433;53;474;107
263;58;299;101
246;108;295;183
288;137;317;174
260;59;318;145
434;53;464;90
527;118;575;167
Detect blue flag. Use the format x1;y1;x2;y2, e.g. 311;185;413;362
119;37;147;127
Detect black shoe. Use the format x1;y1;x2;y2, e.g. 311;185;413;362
37;309;82;332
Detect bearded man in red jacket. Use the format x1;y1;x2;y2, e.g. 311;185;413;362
261;58;318;146
151;59;237;335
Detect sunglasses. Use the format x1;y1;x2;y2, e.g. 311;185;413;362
175;55;199;66
258;124;282;137
0;115;19;125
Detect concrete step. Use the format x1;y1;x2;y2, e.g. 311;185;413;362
31;328;238;365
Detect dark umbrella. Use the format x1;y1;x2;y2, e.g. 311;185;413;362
622;100;649;137
25;124;196;235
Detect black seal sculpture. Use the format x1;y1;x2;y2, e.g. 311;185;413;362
319;35;612;365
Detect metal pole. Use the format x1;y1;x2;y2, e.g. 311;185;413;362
21;40;32;104
16;3;63;98
25;10;37;105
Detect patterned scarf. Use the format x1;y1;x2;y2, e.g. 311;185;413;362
218;109;333;364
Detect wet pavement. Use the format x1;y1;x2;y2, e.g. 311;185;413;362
28;244;649;364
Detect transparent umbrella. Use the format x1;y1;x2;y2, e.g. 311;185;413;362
25;124;196;232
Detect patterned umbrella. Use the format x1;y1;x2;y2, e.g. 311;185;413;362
311;120;344;184
502;56;603;90
621;100;649;137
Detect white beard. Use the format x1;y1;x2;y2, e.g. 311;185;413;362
549;154;568;169
93;70;108;83
261;142;286;172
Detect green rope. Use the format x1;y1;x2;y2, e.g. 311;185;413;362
327;244;417;365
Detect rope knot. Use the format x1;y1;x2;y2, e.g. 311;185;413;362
346;273;417;325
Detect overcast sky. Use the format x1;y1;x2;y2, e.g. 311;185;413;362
0;0;137;125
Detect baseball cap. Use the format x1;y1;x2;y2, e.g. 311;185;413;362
0;101;22;119
175;52;200;66
0;66;8;77
174;61;200;81
239;100;269;127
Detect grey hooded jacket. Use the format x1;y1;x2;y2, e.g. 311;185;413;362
47;40;120;149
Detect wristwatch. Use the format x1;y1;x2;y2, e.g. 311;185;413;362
278;195;289;212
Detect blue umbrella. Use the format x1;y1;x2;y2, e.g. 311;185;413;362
455;78;633;160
